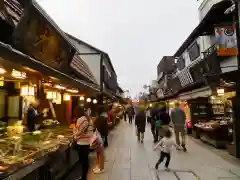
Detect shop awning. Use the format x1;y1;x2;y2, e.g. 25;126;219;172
177;86;212;100
0;42;100;96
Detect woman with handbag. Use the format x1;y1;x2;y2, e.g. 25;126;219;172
92;106;107;174
73;107;93;180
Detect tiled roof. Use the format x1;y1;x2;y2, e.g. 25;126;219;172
0;0;23;26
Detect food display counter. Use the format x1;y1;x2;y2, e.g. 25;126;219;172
0;127;78;180
194;120;230;148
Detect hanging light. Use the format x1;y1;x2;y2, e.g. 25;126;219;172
93;99;98;104
86;98;91;103
63;94;71;101
0;68;6;74
79;96;85;101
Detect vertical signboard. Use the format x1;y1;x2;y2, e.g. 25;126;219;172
215;26;238;56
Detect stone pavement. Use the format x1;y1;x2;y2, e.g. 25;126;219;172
66;121;240;180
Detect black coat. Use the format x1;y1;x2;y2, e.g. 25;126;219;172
27;107;40;132
135;111;146;132
94;115;108;136
160;112;170;125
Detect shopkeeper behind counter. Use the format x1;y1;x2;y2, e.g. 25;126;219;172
26;99;49;132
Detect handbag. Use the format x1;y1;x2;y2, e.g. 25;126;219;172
90;130;103;150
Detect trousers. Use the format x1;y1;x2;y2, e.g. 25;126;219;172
155;151;171;168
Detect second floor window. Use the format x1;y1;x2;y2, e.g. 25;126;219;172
188;42;200;61
176;56;185;70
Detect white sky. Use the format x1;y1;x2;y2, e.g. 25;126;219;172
37;0;200;97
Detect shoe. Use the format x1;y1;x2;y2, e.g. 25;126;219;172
176;146;181;150
155;164;159;169
92;166;99;172
164;167;170;172
182;146;187;152
93;168;105;174
140;140;143;143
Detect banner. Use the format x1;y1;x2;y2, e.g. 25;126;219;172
215;26;238;56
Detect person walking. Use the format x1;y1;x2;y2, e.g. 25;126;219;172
127;106;134;124
159;106;171;139
73;107;93;180
146;107;152;124
154;129;177;171
170;102;187;151
135;107;146;143
92;106;108;174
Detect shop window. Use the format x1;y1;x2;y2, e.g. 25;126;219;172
188;42;200;61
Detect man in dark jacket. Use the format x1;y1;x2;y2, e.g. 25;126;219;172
135;107;146;143
27;100;40;132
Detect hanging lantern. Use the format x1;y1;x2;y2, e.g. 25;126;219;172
79;96;85;101
63;94;71;101
20;85;35;96
93;99;98;104
217;88;224;96
86;98;91;103
46;91;57;99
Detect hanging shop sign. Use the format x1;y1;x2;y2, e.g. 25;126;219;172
215;26;238;56
11;69;26;79
12;8;75;73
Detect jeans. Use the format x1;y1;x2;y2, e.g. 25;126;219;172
76;145;90;180
155;151;171;168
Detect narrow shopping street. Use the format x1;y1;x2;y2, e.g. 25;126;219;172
66;121;240;180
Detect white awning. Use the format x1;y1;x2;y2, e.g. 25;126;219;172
178;86;212;100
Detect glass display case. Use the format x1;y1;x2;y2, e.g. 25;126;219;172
0;127;73;179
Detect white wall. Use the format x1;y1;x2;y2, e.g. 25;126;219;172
198;0;223;20
220;56;238;73
68;37;101;85
102;60;112;78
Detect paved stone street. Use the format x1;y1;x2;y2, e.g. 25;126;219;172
66;121;240;180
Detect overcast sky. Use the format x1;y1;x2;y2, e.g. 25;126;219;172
37;0;200;98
